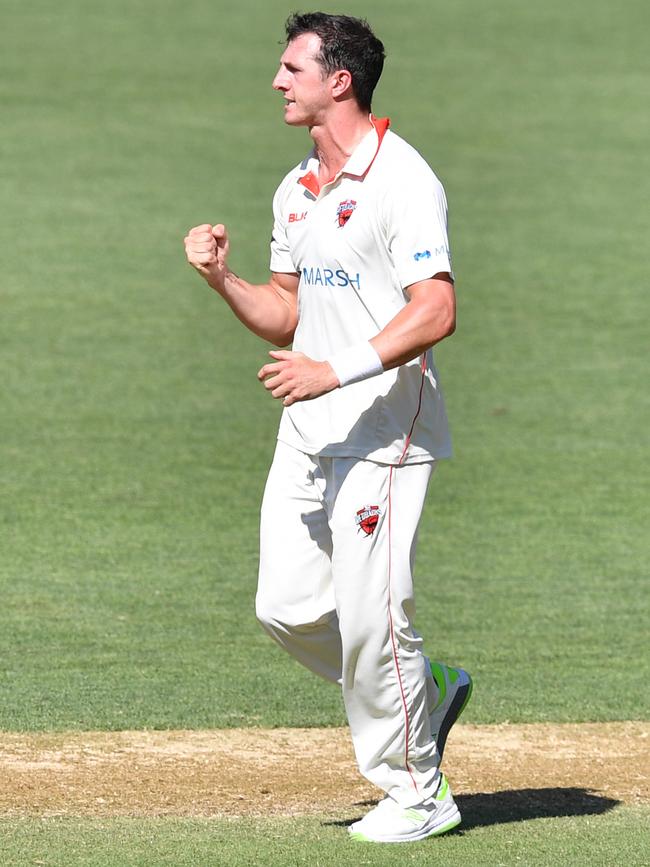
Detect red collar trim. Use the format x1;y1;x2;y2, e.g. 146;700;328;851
299;168;320;197
369;114;390;148
298;115;390;196
362;114;390;179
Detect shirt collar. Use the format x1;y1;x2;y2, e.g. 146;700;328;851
298;115;390;197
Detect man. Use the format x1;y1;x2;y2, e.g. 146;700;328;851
184;12;472;844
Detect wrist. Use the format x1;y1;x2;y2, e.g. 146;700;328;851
327;341;384;388
207;267;231;296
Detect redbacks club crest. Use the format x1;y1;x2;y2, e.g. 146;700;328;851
355;505;381;536
336;199;357;227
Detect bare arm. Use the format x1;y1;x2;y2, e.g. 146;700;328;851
258;272;456;406
370;273;456;368
184;223;299;346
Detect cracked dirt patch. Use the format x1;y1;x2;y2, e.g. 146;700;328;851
0;722;647;818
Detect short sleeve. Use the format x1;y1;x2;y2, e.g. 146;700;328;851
269;182;297;274
383;169;453;288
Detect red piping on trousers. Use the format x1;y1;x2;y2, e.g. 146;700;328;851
387;464;419;794
386;354;428;794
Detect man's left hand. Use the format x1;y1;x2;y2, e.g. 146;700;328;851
257;350;339;406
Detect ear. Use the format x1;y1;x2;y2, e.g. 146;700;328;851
330;69;353;100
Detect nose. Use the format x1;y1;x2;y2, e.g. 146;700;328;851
272;66;288;92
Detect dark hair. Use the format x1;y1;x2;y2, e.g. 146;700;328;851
285;12;385;112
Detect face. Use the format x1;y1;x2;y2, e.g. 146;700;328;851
272;33;332;126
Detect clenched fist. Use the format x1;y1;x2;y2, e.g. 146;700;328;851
184;223;230;292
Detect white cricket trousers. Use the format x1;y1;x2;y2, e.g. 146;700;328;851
256;440;441;807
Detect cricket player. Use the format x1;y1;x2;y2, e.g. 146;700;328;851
185;12;472;843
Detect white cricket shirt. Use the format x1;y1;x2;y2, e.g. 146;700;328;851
270;116;453;465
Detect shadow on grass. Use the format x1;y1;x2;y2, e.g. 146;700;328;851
456;788;620;830
326;788;620;830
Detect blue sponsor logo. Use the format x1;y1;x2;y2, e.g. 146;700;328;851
413;246;450;262
302;266;361;290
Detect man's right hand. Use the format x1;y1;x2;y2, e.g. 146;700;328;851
184;223;230;292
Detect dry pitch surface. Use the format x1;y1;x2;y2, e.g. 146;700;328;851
1;722;647;818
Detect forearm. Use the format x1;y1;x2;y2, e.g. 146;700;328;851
184;223;299;346
215;270;298;346
328;276;456;387
370;287;455;369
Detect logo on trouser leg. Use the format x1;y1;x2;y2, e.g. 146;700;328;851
355;505;381;536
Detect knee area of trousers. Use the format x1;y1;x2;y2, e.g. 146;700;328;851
256;597;331;638
255;596;280;632
339;615;383;655
340;614;419;659
255;597;301;636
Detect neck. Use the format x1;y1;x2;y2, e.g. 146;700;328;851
310;108;373;182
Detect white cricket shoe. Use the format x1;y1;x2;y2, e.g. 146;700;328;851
348;774;461;843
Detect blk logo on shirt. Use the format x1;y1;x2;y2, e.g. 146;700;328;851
336;199;357;227
355;505;381;536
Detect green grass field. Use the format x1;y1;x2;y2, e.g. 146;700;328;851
2;810;650;867
1;0;649;863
